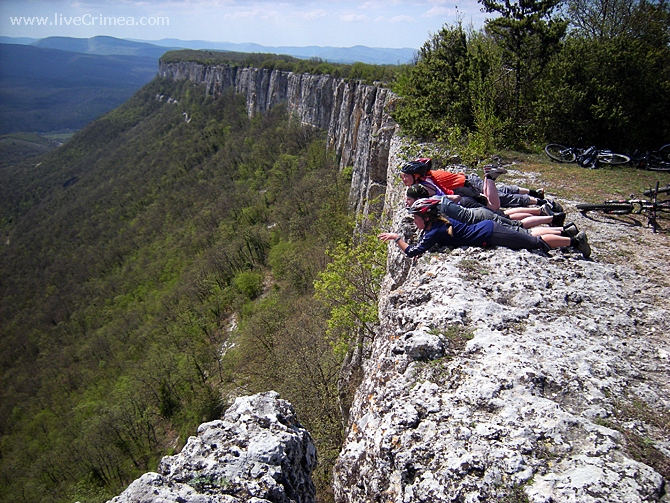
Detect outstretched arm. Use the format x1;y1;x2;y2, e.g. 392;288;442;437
378;232;409;252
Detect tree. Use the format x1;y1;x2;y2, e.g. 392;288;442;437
533;0;670;147
567;0;638;38
313;230;386;426
392;23;473;140
480;0;568;139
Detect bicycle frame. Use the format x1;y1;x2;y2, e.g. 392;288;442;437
577;182;670;232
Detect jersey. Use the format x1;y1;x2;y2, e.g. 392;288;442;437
424;170;467;192
404;219;495;258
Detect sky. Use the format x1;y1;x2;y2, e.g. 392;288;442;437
0;0;490;49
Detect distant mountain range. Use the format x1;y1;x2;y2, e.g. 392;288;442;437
0;35;415;138
133;38;417;65
0;42;157;135
0;36;417;65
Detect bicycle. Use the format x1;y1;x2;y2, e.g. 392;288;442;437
544;144;630;168
576;182;670;233
628;144;670;172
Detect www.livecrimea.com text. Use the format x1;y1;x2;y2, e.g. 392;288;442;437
9;13;169;28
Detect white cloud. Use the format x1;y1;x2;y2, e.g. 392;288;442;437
389;14;414;23
423;5;450;17
300;9;328;20
340;13;368;22
222;7;266;19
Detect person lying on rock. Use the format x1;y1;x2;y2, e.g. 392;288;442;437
405;185;571;232
379;197;591;258
399;158;546;210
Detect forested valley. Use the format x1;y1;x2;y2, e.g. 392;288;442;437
0;77;382;502
2;0;669;501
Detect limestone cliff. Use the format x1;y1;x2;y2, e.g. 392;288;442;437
159;61;397;217
331;141;670;502
115;64;670;503
108;392;316;503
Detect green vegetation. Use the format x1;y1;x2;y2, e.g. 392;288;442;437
0;44;157;135
314;231;387;356
0;77;364;502
3;4;669;500
0;132;62;168
391;0;670;157
161;49;400;83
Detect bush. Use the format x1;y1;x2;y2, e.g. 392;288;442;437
233;270;264;300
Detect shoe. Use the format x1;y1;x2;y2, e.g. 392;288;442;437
548;199;564;213
551;212;566;227
540;202;554;216
573;231;591;258
562;222;579;237
483;165;507;180
535;188;545;199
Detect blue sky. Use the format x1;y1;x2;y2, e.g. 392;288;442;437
0;0;489;49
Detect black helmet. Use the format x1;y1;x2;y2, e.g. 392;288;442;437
406;184;430;201
408;197;440;217
400;158;431;177
414;157;432;169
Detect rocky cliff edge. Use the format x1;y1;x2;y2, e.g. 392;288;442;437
113;65;670;503
158;61;397;218
331;139;670;502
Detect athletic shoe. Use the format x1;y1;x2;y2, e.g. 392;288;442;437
548;199;564;213
573;231;591;258
535;188;545;199
540;202;554;216
551;212;566;227
562;222;579;237
483;165;507;180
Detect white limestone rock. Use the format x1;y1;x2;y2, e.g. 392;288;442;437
108;392;316;503
332;146;670;502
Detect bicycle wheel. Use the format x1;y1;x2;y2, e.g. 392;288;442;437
646;158;670;172
597;152;630;166
576;203;634;215
659;144;670;161
545;144;576;163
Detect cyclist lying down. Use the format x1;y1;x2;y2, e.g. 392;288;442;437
379;198;591;259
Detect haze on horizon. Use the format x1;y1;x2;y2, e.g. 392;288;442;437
0;0;489;50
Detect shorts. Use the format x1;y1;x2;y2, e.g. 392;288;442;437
487;223;546;251
499;193;531;207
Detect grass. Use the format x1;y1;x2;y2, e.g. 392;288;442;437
497;148;670;203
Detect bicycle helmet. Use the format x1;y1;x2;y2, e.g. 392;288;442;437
406;184;430;201
400;158;432;177
414;157;432;169
408;197;441;217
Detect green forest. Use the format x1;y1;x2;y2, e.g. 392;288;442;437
0;77;385;502
1;0;669;501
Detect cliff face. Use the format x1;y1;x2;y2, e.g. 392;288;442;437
330;143;670;502
159;61;397;217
